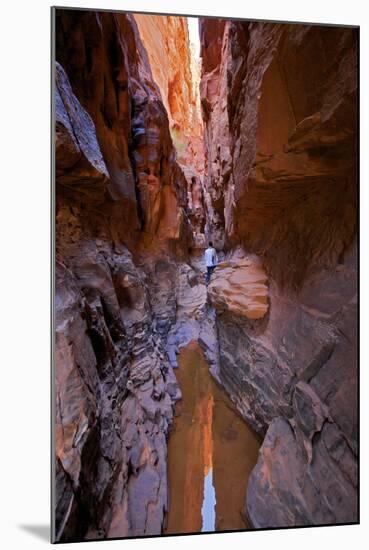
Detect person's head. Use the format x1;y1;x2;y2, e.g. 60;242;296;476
209;241;213;248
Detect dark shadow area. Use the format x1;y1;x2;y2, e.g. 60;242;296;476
18;524;50;542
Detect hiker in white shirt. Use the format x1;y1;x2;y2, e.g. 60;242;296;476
204;241;218;285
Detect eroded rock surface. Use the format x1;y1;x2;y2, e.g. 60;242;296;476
134;15;202;141
200;21;357;285
208;255;268;320
207;247;358;528
55;10;192;255
54;9;358;539
54;10;195;542
134;14;205;247
247;416;357;528
199;19;358;527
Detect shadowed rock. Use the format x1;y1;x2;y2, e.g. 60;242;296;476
199;19;358;527
54;10;358;539
54;10;194;541
247;417;357;527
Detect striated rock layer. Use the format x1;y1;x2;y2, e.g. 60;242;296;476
56;10;193;257
54;10;195;541
208;254;269;320
54;9;358;538
135;14;206;248
200;20;357;284
200;19;358;528
134;15;202;142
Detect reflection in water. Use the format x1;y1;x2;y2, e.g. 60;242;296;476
201;468;216;532
165;341;261;535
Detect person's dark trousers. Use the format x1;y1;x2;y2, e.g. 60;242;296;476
206;266;215;284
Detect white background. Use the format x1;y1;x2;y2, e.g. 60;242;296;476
0;0;366;548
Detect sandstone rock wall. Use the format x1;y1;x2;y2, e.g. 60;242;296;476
134;15;202;141
56;10;192;258
199;19;229;249
200;19;358;527
135;14;205;248
208;244;358;526
200;21;357;285
54;10;358;538
54;10;194;541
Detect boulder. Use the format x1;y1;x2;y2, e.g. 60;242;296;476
208;255;269;320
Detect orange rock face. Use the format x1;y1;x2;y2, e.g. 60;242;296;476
54;10;194;542
200;21;358;285
135;14;206;247
54;9;358;540
56;11;192;258
200;19;358;528
199;20;231;249
134;15;202;142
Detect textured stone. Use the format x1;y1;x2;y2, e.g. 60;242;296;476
199;19;358;528
54;10;191;542
247;417;357;528
55;61;109;190
56;10;192;255
211;248;358;524
208;255;269;320
54;10;358;539
201;20;357;286
134;14;205;247
134;15;202;144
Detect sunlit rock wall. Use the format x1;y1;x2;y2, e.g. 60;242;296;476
135;14;206;247
56;10;193;257
135;15;202;139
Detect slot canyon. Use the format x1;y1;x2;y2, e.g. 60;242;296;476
54;9;358;542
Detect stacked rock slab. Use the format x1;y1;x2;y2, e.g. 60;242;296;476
200;20;358;526
54;11;194;541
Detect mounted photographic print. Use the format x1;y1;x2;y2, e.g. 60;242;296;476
52;5;359;543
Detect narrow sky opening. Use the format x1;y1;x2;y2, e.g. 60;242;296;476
186;16;202;129
187;17;200;60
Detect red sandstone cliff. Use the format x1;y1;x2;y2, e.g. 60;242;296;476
134;15;202;142
135;14;206;247
54;9;358;539
200;19;358;527
56;11;193;258
54;10;195;541
201;21;357;283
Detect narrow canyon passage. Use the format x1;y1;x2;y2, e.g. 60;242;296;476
165;341;260;534
54;9;358;542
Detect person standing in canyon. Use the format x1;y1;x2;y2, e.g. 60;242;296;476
204;241;218;286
